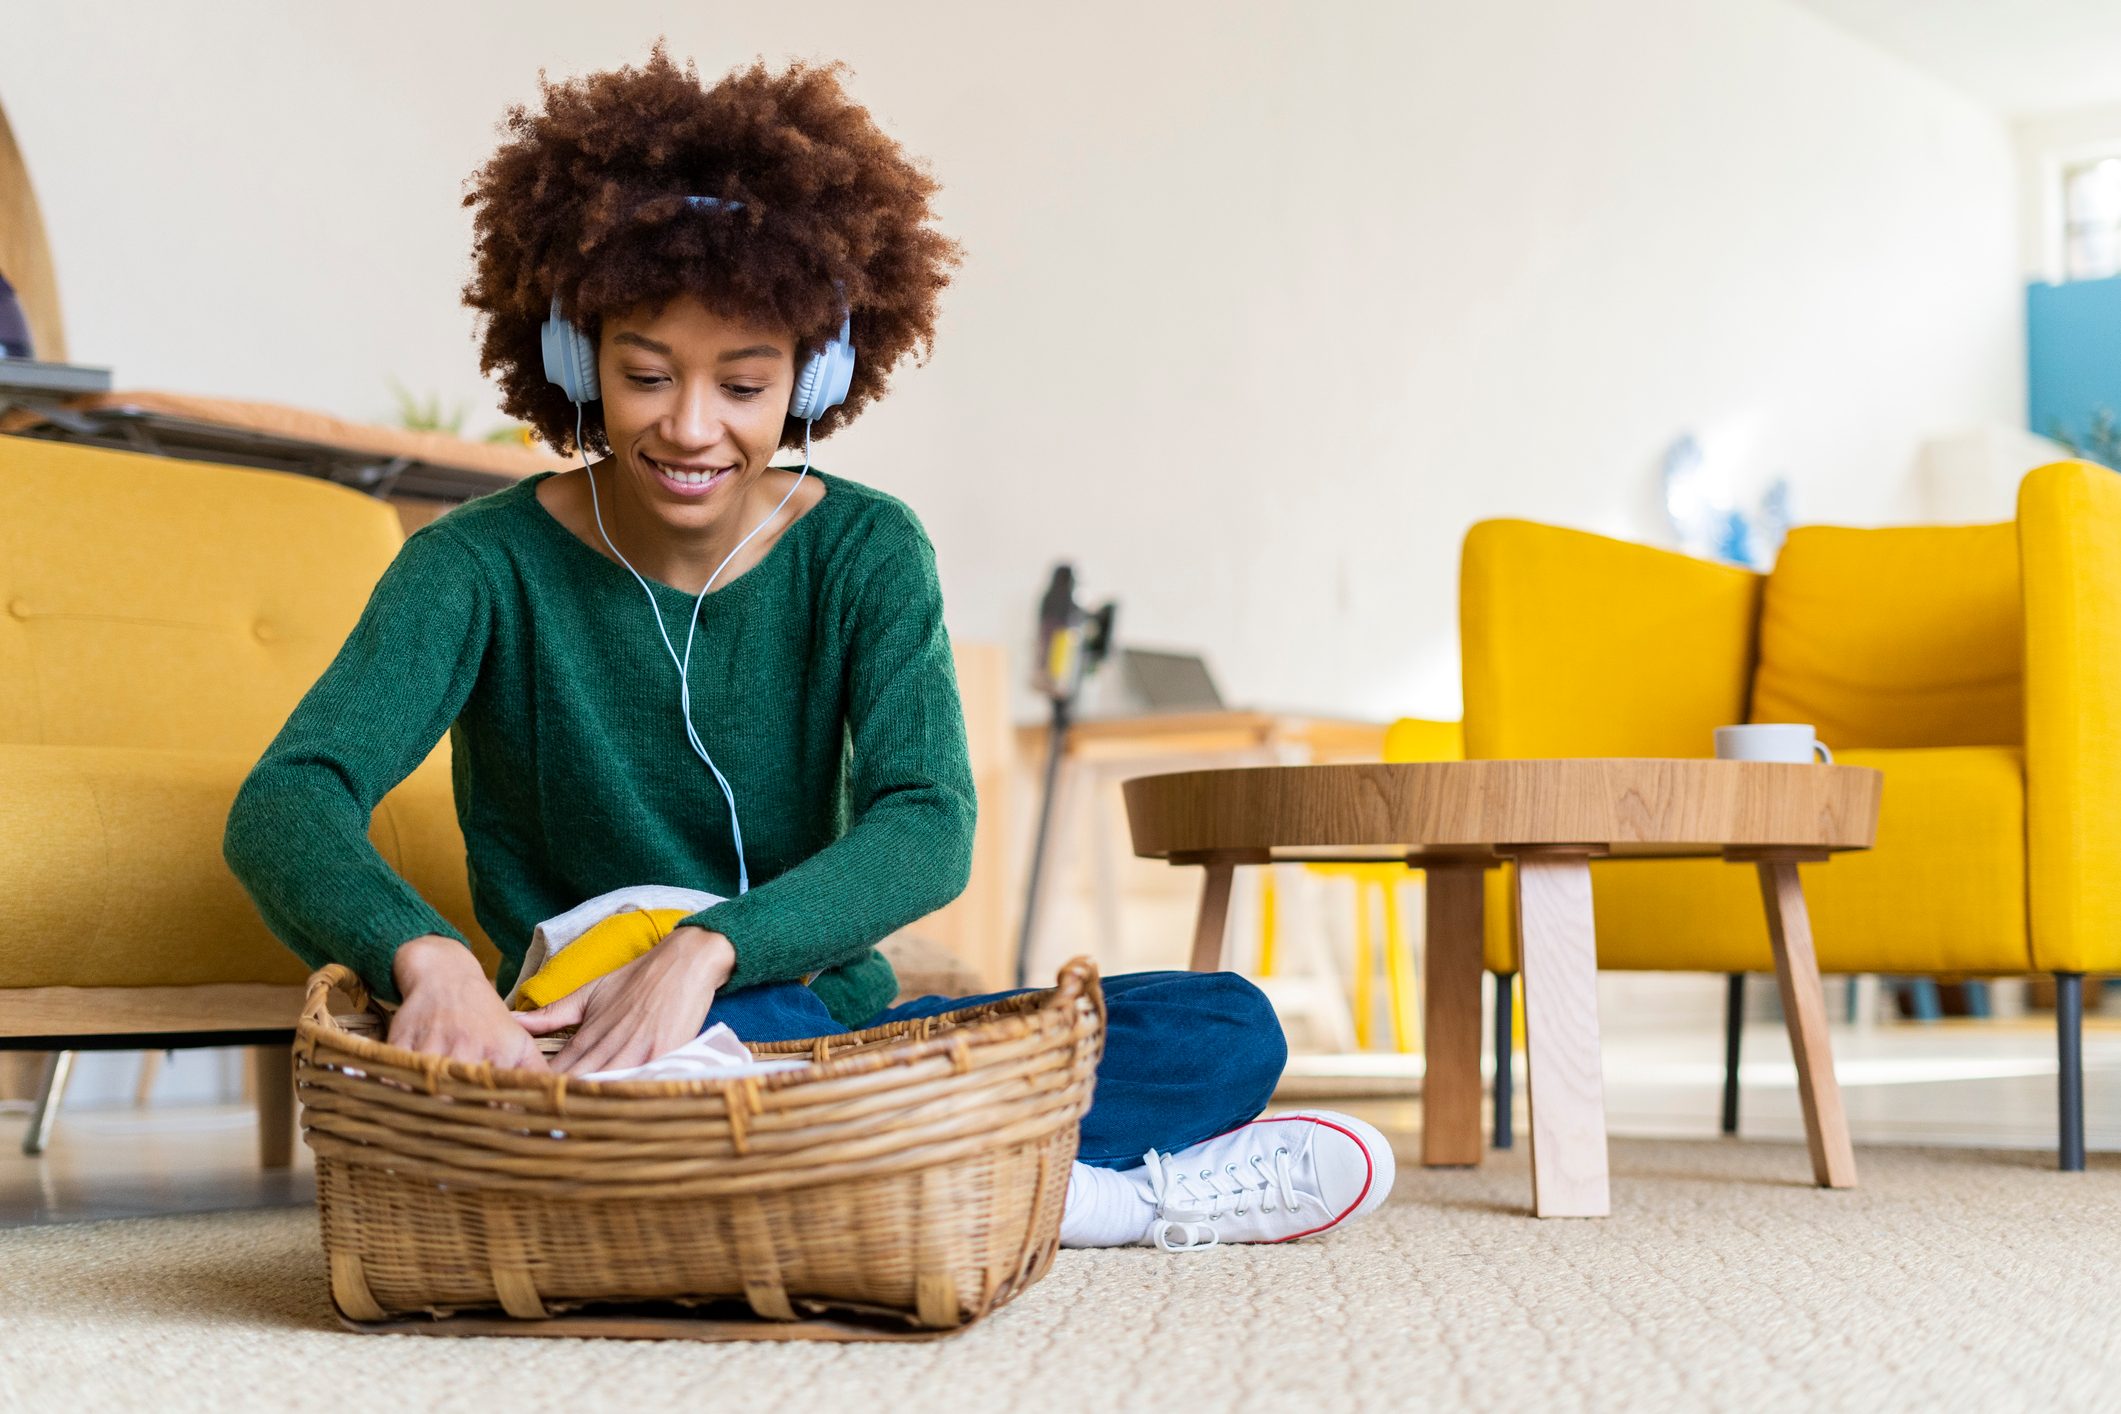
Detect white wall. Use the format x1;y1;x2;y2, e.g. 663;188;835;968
3;0;2022;721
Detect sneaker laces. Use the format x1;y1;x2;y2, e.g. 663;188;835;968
1142;1141;1303;1252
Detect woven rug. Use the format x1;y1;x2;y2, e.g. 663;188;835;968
3;1136;2116;1413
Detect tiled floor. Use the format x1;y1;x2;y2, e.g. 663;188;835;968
5;1017;2117;1227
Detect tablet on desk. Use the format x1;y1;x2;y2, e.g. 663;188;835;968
1110;647;1226;716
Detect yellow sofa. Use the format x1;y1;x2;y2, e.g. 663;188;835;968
1459;459;2121;1169
2;436;1014;1163
0;438;491;1162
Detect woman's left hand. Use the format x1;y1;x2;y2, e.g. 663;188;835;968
515;926;737;1075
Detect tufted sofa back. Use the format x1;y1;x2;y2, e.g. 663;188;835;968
0;438;405;754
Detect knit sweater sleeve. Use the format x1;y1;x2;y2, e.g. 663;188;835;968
684;511;977;989
222;527;491;1005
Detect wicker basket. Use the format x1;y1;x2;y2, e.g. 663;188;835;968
293;957;1105;1340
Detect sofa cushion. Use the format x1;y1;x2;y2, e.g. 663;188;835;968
0;743;490;990
1751;523;2021;749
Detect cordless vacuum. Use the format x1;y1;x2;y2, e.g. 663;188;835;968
1014;564;1116;986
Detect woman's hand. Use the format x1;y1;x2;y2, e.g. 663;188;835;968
388;934;551;1072
514;926;737;1076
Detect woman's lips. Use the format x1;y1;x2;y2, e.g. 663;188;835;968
642;453;734;497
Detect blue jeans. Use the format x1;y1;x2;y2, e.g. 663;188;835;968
706;970;1288;1169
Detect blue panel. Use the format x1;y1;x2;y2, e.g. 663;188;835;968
2028;275;2121;451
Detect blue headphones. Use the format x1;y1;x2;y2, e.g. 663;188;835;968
538;196;856;418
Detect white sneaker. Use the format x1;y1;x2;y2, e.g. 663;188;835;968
1140;1110;1395;1252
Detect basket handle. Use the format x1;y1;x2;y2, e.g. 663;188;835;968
301;964;369;1029
1053;955;1107;1034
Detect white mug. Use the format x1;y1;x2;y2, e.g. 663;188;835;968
1714;723;1833;763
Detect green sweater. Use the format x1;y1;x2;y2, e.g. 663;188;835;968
222;468;975;1026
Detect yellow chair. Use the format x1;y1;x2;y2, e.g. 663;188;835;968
1258;718;1461;1052
0;439;492;1162
1459;459;2121;1169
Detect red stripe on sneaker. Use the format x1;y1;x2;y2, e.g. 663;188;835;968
1211;1114;1377;1242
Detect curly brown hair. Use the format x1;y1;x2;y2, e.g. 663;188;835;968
460;46;961;455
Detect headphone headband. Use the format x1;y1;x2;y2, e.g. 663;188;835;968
539;194;853;421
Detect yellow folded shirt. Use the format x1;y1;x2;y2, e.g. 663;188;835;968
511;906;692;1010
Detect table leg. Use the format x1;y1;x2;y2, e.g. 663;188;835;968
1086;760;1128;967
1755;860;1858;1189
1420;866;1486;1166
1515;853;1610;1218
1189;861;1236;972
253;1043;296;1170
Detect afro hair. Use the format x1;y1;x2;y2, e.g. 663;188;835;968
461;45;961;455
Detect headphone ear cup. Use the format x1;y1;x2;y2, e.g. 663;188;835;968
790;348;828;422
790;316;855;423
820;338;855;411
540;296;601;404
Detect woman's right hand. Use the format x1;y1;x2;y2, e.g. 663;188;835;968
388;934;552;1072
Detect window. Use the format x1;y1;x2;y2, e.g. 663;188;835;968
2062;155;2121;282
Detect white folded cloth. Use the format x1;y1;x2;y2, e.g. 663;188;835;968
578;1021;808;1083
504;883;723;1007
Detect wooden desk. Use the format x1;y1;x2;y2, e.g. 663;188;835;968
1018;712;1387;764
1014;712;1386;981
1123;758;1882;1217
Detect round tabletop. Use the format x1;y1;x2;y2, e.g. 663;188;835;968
1122;758;1881;864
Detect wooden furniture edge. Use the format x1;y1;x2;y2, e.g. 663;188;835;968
1169;848;1275;867
0;984;309;1037
1124;760;1882;859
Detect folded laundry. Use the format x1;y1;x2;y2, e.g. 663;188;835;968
505;883;723;1009
512;884;837;1079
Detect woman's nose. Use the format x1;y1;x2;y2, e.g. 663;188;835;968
664;378;725;451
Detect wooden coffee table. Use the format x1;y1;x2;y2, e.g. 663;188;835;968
1122;759;1882;1217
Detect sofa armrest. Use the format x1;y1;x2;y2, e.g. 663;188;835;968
2018;460;2121;973
1459;519;1763;758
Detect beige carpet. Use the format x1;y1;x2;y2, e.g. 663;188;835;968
3;1137;2117;1413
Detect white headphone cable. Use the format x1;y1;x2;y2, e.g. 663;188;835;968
573;403;814;895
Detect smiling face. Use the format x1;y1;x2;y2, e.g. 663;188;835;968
595;293;798;543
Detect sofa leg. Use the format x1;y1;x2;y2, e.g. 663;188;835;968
252;1044;296;1170
21;1050;76;1157
1722;973;1744;1135
1493;971;1515;1150
2057;973;2086;1173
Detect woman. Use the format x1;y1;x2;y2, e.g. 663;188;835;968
223;48;1392;1252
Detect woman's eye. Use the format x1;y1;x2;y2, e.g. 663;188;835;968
619;376;765;398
